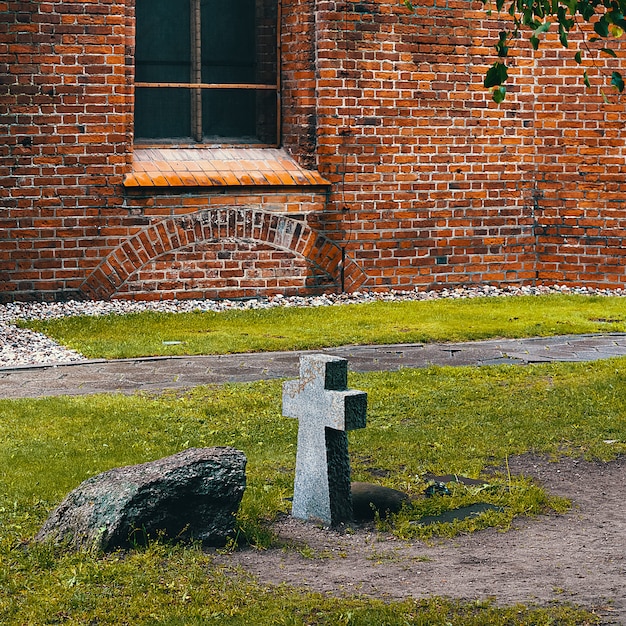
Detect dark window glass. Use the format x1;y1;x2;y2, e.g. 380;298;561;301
134;0;279;145
135;0;191;83
201;0;256;84
135;88;192;141
202;89;277;143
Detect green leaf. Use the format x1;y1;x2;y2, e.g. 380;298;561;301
581;2;595;21
600;47;618;57
528;20;551;49
583;70;591;88
594;17;610;37
492;86;507;103
484;62;509;88
611;71;625;91
563;0;577;14
557;6;574;30
523;9;535;25
533;20;552;35
574;51;582;63
495;31;509;57
607;9;625;24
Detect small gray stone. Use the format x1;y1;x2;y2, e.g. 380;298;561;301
351;482;409;520
35;447;246;552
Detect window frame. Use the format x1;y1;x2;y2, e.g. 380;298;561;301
134;0;282;147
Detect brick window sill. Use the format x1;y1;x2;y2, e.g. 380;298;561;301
123;147;330;188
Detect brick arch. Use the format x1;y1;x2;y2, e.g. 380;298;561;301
80;208;368;300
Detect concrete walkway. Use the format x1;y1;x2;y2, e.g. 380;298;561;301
2;333;626;399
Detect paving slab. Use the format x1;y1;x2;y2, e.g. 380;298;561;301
1;333;626;399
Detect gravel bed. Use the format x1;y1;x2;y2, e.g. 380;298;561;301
1;284;624;369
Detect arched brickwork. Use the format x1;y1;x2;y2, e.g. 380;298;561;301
79;208;368;300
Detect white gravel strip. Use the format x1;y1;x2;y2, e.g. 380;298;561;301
0;324;86;369
0;284;624;369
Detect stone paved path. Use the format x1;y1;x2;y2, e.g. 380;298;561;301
1;333;626;398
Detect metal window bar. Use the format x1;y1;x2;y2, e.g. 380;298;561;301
275;0;281;145
191;0;202;142
135;82;278;89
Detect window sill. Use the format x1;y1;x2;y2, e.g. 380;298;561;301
123;147;330;188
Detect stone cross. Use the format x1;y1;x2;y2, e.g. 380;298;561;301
283;354;367;526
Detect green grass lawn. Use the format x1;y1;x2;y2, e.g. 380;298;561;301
18;294;626;359
2;356;624;623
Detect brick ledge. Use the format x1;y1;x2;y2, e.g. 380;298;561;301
123;147;330;188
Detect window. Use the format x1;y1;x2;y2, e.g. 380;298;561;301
134;0;279;145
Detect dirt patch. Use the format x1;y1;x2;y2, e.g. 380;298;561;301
216;455;626;624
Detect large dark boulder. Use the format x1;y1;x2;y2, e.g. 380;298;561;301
36;447;246;551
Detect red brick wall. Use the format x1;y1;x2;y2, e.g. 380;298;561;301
1;0;132;300
1;0;625;302
528;37;626;287
308;0;626;291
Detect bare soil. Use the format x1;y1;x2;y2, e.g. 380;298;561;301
216;455;626;624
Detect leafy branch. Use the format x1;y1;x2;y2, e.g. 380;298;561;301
482;0;626;101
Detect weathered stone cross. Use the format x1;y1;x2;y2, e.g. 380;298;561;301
283;354;367;526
